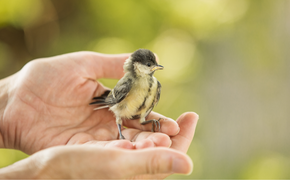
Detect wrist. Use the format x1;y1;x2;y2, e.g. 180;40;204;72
0;146;61;179
0;155;41;179
0;74;16;149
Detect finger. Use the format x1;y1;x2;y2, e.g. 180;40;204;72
66;132;135;149
170;112;199;153
154;53;160;63
121;148;193;176
132;134;172;149
86;52;130;79
83;140;134;149
121;128;171;148
122;112;180;136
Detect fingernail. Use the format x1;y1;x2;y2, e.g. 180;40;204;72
172;158;193;174
174;127;181;136
168;140;172;148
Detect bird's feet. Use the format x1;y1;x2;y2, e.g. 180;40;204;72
117;124;126;140
119;134;126;140
141;118;163;132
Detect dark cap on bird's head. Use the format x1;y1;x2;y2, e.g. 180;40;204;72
124;49;164;75
131;49;157;66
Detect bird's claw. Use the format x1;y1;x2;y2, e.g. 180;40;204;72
117;123;126;140
119;134;126;140
141;118;163;132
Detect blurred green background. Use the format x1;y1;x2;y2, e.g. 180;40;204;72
1;0;290;179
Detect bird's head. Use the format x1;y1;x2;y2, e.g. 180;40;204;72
124;49;164;76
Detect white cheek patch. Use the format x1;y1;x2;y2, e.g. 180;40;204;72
134;63;151;75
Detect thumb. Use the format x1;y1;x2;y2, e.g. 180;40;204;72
90;53;130;79
122;148;193;177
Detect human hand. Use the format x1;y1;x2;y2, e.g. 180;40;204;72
0;112;198;179
0;146;191;179
130;112;199;179
0;52;180;154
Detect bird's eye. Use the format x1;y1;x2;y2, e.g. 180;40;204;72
147;63;151;67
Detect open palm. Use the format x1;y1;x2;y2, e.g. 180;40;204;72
3;52;179;154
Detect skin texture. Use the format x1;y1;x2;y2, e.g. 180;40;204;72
0;112;198;179
0;51;199;179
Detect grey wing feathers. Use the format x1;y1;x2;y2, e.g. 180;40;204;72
155;81;161;105
111;78;133;103
90;78;133;107
144;80;161;118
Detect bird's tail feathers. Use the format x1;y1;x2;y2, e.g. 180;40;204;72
92;96;106;100
90;90;111;103
93;90;110;100
93;105;109;111
90;90;111;111
89;99;106;105
90;90;110;105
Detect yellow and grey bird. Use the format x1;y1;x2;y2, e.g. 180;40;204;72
90;49;164;139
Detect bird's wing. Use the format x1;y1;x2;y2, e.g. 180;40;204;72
155;80;162;106
144;80;161;118
90;77;133;108
107;78;133;105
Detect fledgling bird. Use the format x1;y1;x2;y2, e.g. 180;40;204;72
90;49;164;139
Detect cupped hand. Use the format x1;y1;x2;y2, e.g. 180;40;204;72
1;52;180;154
0;111;198;179
130;112;198;179
33;146;193;179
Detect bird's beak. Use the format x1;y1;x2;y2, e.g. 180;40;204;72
151;65;164;71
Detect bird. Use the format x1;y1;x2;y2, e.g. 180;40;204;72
90;49;164;139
